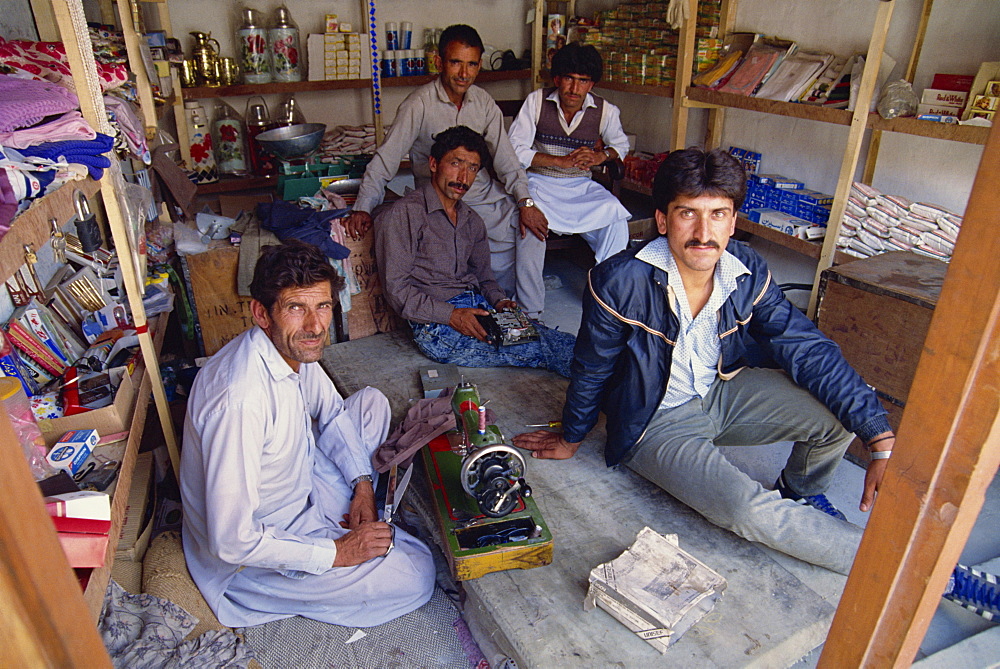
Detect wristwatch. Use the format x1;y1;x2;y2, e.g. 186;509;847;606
350;474;373;489
517;197;536;208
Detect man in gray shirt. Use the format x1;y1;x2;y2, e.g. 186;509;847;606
342;24;549;319
375;125;574;377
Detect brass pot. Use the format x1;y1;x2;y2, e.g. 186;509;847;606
190;31;221;87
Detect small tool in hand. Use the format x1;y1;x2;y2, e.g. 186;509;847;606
382;464;414;556
525;421;562;428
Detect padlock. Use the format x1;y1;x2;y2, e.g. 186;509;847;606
73;190;102;253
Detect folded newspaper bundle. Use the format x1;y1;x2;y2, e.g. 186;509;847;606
584;527;727;654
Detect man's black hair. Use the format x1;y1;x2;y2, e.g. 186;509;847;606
438;24;484;57
652;147;747;214
249;239;346;311
430;125;492;172
551;42;603;83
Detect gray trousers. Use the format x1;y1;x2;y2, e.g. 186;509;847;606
626;368;863;575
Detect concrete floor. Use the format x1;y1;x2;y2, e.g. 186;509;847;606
541;249;1000;666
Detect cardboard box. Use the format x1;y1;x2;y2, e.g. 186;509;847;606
37;368;139;447
920;88;968;107
917;103;961;117
963;62;1000;120
46;429;98;474
116;451;154;562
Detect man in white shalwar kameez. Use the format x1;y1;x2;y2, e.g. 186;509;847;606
180;240;434;628
509;43;631;263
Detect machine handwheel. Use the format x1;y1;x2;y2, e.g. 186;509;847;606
477;485;519;518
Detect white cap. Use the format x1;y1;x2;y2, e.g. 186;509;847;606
404;49;414;57
401;21;412;30
382;50;395;58
386;22;397;29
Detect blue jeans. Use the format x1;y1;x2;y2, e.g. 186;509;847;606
411;292;575;378
626;367;862;574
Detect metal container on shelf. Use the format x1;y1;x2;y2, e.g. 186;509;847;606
183;100;218;183
245;96;278;176
189;31;221;87
236;7;271;84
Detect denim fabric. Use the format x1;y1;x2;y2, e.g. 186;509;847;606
626;367;862;575
411;292;575;378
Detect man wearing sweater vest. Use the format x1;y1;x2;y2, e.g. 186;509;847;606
509;43;632;263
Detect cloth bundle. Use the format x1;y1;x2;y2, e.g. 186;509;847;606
19;133;114;180
0;74;79;133
256;200;351;260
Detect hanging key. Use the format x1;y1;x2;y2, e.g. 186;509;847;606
73;189;102;253
23;244;43;298
49;217;67;263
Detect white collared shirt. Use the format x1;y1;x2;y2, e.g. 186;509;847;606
636;236;749;408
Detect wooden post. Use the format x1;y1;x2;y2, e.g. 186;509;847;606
820;122;1000;666
670;0;698;151
51;0;181;482
0;414;112;668
807;0;895;318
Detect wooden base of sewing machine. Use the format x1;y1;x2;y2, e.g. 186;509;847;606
422;432;553;581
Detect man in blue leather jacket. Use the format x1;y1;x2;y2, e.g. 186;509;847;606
515;148;895;575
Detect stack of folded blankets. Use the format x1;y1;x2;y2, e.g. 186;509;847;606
318;124;377;159
837;181;961;262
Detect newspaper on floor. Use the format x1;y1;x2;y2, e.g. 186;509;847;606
584;526;727;654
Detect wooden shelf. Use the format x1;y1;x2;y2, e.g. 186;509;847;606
180;69;531;100
597;81;676;98
868;115;990;145
684;87;856;126
685;87;990;145
80;313;167;619
0;178;102;283
735;215;853;265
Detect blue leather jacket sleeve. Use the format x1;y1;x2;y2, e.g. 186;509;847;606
748;272;890;441
561;270;630;444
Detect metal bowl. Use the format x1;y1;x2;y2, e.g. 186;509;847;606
254;123;327;159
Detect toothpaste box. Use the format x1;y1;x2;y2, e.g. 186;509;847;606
790;188;834;206
752;174;805;190
46;429;99;475
757;209;811;236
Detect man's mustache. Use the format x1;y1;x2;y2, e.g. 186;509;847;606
685;239;720;249
448;181;469;192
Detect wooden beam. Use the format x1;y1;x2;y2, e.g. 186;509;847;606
820;121;1000;666
52;0;180;482
807;0;895;318
670;0;698;151
0;413;112;668
905;0;935;83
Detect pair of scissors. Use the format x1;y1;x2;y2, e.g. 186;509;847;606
382;464;414;554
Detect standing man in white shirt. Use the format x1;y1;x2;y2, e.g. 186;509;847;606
180;240;434;628
342;24;550;319
509;43;632;263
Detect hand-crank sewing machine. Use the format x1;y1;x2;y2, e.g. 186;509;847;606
423;379;553;580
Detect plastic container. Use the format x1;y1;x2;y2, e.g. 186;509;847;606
0;375;54;481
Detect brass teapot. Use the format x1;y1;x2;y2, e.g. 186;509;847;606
190;31;221;87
